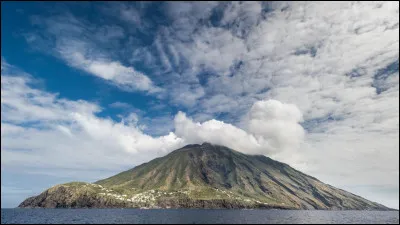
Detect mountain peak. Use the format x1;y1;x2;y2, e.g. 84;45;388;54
181;142;215;148
179;142;218;151
201;142;213;146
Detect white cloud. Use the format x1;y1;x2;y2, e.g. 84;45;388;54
56;39;162;94
170;26;247;76
246;100;305;153
174;111;262;154
109;101;132;109
220;1;262;38
164;1;219;42
1;73;99;123
154;36;173;72
200;94;239;114
119;6;142;27
94;25;125;43
121;112;139;126
174;99;306;156
168;82;205;107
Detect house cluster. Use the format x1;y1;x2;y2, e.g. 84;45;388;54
130;189;183;203
87;183;271;206
91;185;183;204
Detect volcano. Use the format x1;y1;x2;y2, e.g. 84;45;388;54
19;143;391;210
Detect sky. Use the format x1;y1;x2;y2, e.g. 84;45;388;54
1;1;399;209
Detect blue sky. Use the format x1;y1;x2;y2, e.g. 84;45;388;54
1;2;399;209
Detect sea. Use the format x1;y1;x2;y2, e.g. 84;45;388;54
1;209;399;224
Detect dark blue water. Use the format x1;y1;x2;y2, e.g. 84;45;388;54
1;209;399;224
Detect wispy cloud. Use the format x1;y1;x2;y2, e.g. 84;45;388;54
109;101;133;109
56;40;162;94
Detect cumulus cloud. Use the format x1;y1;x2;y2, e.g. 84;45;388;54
246;100;305;153
174;99;306;156
174;111;262;154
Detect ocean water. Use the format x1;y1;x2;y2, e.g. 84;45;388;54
1;209;399;224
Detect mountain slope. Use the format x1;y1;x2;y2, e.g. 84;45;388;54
19;143;391;210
